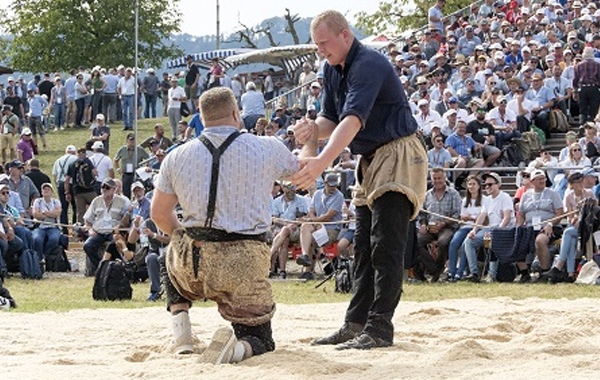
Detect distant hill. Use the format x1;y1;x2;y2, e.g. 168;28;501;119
173;16;365;53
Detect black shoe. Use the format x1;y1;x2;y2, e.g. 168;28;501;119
296;254;312;267
518;271;532;283
465;273;480;283
278;271;287;280
268;270;278;278
299;271;314;281
312;324;360;346
443;273;457;283
335;333;392;350
541;267;564;283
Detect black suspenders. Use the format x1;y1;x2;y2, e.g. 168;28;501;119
198;131;241;228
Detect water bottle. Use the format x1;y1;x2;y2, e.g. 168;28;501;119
140;232;149;247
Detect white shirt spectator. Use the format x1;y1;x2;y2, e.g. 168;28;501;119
416;108;443;136
90;152;113;183
117;76;136;96
167;86;186;109
487;107;517;128
507;97;535;121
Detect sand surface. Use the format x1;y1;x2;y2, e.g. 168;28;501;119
2;298;600;379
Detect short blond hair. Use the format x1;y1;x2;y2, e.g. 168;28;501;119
311;10;351;35
200;87;238;123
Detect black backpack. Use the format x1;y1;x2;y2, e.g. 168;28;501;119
46;246;71;272
335;257;354;293
92;260;133;301
19;249;43;279
75;159;96;190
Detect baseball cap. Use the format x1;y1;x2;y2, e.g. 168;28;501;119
96;113;105;121
324;173;340;186
131;181;145;191
8;159;24;169
482;172;502;185
66;145;77;153
92;141;104;150
21;128;32;136
41;182;54;191
417;99;429;106
101;178;116;188
530;169;546;180
310;81;321;89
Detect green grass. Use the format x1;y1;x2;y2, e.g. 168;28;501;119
35;117;165;178
4;275;599;313
20;118;599;313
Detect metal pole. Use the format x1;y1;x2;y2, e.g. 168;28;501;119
216;0;220;49
134;0;139;173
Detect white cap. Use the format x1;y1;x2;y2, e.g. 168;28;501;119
417;99;429;106
310;81;321;89
21;127;32;135
66;145;77;153
92;141;104;150
96;113;105;121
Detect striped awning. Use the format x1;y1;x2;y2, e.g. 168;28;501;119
167;49;254;70
224;44;318;75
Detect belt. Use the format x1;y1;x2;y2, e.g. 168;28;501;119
122;94;134;97
185;227;266;242
580;84;598;87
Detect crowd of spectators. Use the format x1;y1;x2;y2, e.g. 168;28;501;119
4;0;600;296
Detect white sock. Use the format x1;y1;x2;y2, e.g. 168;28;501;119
230;342;246;363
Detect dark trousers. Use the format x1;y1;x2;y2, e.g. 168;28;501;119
579;86;600;124
345;192;412;343
144;93;157;119
83;233;112;276
122;172;134;200
58;182;77;234
102;93;117;122
416;228;455;277
75;98;85;127
532;111;551;139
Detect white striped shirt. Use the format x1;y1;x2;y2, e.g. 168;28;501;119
156;126;300;234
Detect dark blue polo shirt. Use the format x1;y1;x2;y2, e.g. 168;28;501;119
321;38;418;156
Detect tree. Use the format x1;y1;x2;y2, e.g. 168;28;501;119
227;9;307;48
1;0;183;72
355;0;473;36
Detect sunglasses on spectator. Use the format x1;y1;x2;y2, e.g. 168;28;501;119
489;82;497;85
0;191;9;195
101;185;114;190
522;174;530;178
572;148;581;152
484;182;497;188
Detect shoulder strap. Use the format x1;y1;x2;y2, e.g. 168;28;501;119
59;156;70;177
198;131;241;228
